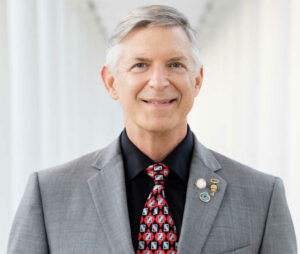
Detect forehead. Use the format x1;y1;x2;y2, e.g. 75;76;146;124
118;26;193;60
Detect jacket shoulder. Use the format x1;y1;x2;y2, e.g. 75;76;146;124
210;150;278;188
38;149;102;179
36;137;121;185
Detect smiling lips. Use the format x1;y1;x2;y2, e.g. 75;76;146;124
142;98;177;105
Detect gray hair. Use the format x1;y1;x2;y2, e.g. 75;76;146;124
105;5;202;73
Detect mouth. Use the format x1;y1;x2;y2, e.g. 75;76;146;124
141;98;177;105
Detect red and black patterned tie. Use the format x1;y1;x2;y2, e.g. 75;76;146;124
137;163;178;254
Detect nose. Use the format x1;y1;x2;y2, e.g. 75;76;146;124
148;65;170;89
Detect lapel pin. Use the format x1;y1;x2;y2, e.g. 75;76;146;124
195;178;207;189
209;178;220;196
199;192;211;203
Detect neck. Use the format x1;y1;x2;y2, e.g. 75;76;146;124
125;123;188;162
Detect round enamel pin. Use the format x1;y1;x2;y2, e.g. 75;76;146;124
195;178;207;189
199;192;211;203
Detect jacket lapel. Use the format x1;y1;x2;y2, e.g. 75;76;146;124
86;135;226;254
177;138;227;254
88;139;135;254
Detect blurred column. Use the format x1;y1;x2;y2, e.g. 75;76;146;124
289;0;300;242
0;0;12;250
7;0;40;211
54;0;81;160
257;0;291;177
37;0;60;167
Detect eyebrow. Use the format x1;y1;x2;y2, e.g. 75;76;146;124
167;56;188;62
132;56;188;62
133;57;151;62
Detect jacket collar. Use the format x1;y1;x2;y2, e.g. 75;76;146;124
89;133;225;254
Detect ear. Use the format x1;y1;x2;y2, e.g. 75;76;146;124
101;65;119;100
193;65;204;97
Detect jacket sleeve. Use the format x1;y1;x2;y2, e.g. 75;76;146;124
7;172;49;254
259;177;297;253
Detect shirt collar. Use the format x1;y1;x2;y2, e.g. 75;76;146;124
120;125;194;182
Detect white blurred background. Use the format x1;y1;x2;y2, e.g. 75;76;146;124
0;0;299;251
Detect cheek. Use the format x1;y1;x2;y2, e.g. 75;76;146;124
182;95;195;112
179;85;197;111
122;75;145;94
177;76;197;98
117;84;142;110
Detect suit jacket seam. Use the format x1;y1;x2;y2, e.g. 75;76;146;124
257;176;277;252
36;171;51;253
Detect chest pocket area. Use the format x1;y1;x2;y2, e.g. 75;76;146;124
201;191;251;253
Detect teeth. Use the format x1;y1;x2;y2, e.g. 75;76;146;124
143;99;176;104
149;101;168;104
152;101;166;104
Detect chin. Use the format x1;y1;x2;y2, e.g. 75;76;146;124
138;118;179;134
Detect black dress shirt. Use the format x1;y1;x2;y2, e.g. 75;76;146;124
120;126;194;251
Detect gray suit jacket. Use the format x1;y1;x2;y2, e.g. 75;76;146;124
8;135;297;254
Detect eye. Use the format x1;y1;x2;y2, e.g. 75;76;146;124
130;62;148;72
133;63;147;68
169;62;184;68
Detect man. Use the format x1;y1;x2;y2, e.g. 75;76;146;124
8;5;297;254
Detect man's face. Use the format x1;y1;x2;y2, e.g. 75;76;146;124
103;26;203;134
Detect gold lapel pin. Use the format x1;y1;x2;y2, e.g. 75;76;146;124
209;178;219;196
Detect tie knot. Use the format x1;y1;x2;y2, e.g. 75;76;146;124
145;163;170;185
